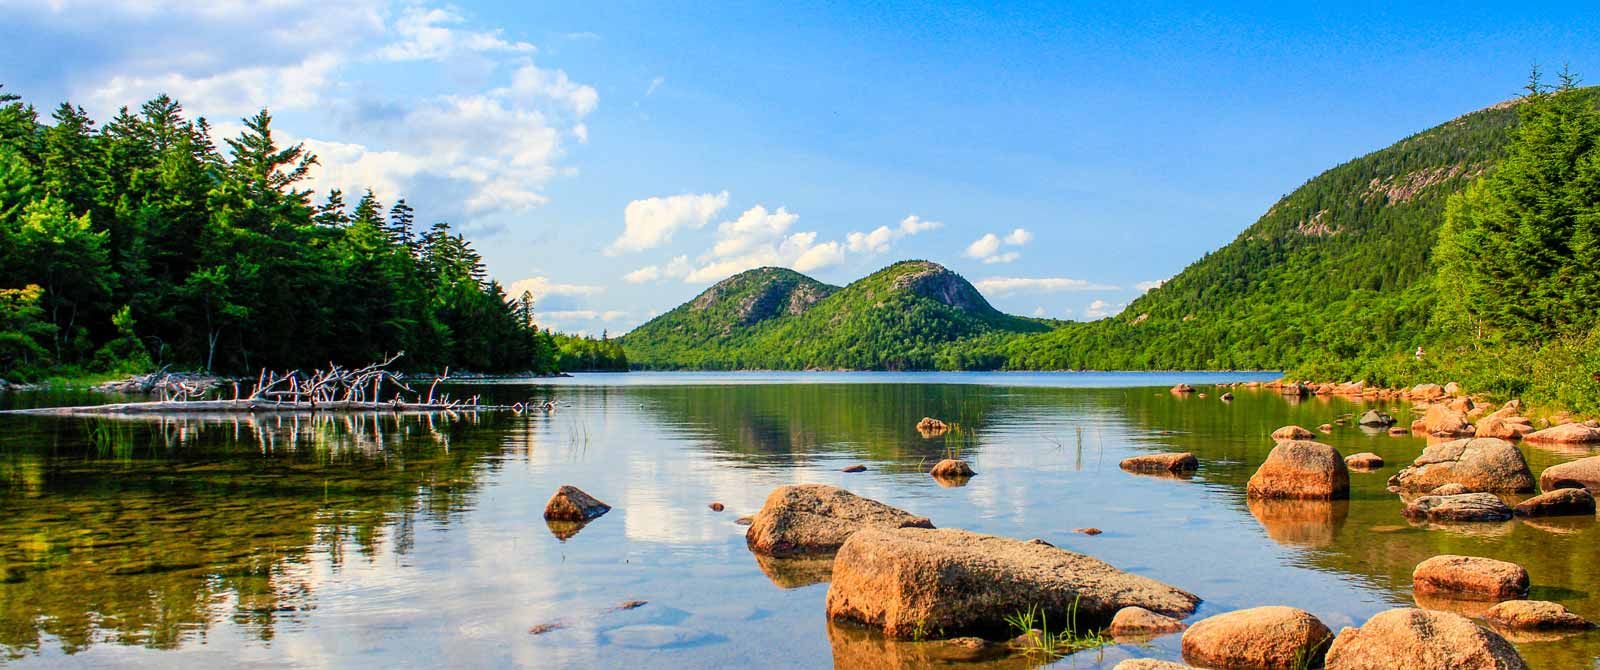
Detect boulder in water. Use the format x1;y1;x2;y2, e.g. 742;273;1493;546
1324;607;1528;670
1512;488;1595;517
1537;456;1600;493
1345;453;1384;470
1424;404;1475;437
1359;410;1395;427
825;527;1199;639
1247;440;1349;500
1524;422;1600;444
1120;452;1199;473
1386;438;1534;493
1413;555;1528;601
1402;493;1514;522
543;485;612;522
1271;425;1315;441
1109;605;1187;638
746;484;932;557
928;459;975;480
1180;606;1331;670
1484;600;1594;631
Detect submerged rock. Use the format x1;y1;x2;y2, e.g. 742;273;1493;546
1325;607;1527;670
1413;555;1528;601
1109;605;1187;638
1524;422;1600;444
1484;600;1594;631
1345;452;1384;470
841;464;868;473
543;485;612;522
1388;425;1411;436
1180;606;1330;670
1538;455;1600;493
1120;452;1199;473
709;502;725;512
1512;488;1595;517
1271;425;1315;441
746;484;932;557
1386;438;1534;493
825;527;1199;639
1402;493;1513;522
1247;440;1349;500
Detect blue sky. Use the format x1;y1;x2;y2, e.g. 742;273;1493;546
4;2;1599;334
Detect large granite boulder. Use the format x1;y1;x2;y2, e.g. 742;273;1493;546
1413;555;1528;601
1324;608;1527;670
1385;438;1534;493
746;484;932;557
1513;488;1595;517
1475;401;1534;440
1524;423;1600;444
1247;440;1349;500
825;527;1199;639
1538;456;1600;492
1180;606;1331;670
1402;493;1513;522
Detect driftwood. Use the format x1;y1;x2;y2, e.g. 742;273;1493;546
6;356;560;417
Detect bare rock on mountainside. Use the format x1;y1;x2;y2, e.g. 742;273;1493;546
1386;438;1534;493
1180;606;1331;670
1247;440;1349;500
746;484;932;557
1324;607;1528;670
825;527;1199;640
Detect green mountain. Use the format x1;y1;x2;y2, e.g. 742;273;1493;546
984;97;1529;373
623;260;1049;369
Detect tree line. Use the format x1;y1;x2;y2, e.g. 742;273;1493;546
0;86;622;380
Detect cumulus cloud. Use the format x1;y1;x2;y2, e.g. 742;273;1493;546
16;1;596;224
846;214;942;254
506;276;604;302
1136;278;1168;292
1085;299;1121;319
964;227;1032;264
374;6;536;62
540;310;628;321
973;277;1119;295
682;207;843;283
607;192;730;254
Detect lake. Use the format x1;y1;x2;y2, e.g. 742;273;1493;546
1;371;1597;668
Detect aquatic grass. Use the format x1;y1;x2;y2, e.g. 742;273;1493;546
1292;634;1333;670
1003;598;1111;658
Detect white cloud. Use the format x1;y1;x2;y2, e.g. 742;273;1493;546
1085;299;1120;319
973;277;1120;295
374;6;536;62
607;192;730;254
711;205;799;257
622;255;691;283
25;1;595;224
682;212;844;283
1032;306;1046;317
623;266;660;283
506;276;604;302
847;214;941;254
964;227;1032;264
540;310;628;321
646;76;665;96
1136;278;1168;292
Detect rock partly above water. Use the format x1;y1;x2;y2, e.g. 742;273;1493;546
1109;605;1187;638
1325;608;1527;670
1476;401;1535;440
1513;488;1596;517
1114;661;1194;670
543;485;612;522
1344;452;1384;470
1358;410;1395;427
746;484;932;557
1270;425;1315;441
1247;440;1349;500
1119;452;1199;473
1485;600;1594;631
1413;555;1529;601
1424;404;1475;437
1180;606;1330;670
1386;438;1534;493
1402;493;1514;522
1524;422;1600;444
825;527;1199;639
928;459;975;479
1538;456;1600;492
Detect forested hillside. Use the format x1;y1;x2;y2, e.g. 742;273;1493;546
0;87;575;380
623;261;1049;369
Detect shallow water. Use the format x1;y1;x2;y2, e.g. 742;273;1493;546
1;372;1597;669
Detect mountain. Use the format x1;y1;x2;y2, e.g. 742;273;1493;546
984;96;1532;373
623;260;1049;369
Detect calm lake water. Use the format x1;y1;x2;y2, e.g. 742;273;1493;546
2;371;1598;669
